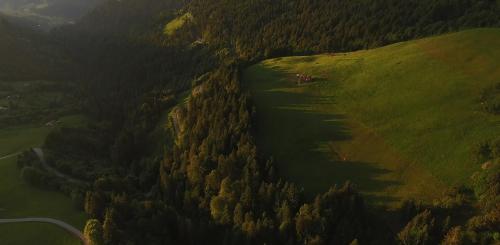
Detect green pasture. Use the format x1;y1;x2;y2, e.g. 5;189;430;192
243;28;500;206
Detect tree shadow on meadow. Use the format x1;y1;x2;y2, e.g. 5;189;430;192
249;66;402;202
272;56;321;66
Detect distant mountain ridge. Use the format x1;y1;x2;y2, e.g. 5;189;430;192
0;0;103;30
0;15;68;80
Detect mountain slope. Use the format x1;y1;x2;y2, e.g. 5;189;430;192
243;28;500;205
0;17;68;80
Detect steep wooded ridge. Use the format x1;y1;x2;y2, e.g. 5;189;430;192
10;0;500;244
51;0;213;123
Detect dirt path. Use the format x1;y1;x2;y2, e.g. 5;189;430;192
32;148;88;186
0;152;21;160
0;217;87;245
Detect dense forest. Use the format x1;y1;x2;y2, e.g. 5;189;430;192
184;0;500;61
11;0;500;244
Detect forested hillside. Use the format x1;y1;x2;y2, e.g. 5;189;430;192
10;0;500;244
52;0;213;123
184;0;500;60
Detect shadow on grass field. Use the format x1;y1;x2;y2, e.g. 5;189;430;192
246;65;411;206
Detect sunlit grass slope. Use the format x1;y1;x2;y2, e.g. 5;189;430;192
164;13;192;36
243;28;500;206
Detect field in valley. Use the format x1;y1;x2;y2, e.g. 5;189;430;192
0;80;85;244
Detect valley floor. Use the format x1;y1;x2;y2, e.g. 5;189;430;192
0;80;86;244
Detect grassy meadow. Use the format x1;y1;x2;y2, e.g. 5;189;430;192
0;157;85;244
0;222;79;245
0;118;86;244
243;28;500;206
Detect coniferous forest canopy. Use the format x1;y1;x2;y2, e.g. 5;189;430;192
0;0;499;244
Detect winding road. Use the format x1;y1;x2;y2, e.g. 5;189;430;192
0;218;87;244
0;151;88;245
32;148;88;186
0;152;21;160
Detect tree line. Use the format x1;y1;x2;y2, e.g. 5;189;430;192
184;0;500;61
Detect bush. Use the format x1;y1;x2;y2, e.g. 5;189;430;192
21;166;45;186
20;166;60;190
432;186;469;211
71;190;85;211
472;142;493;164
479;82;500;115
16;150;39;169
398;210;438;245
441;226;464;245
399;199;425;224
83;219;104;245
471;163;500;210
